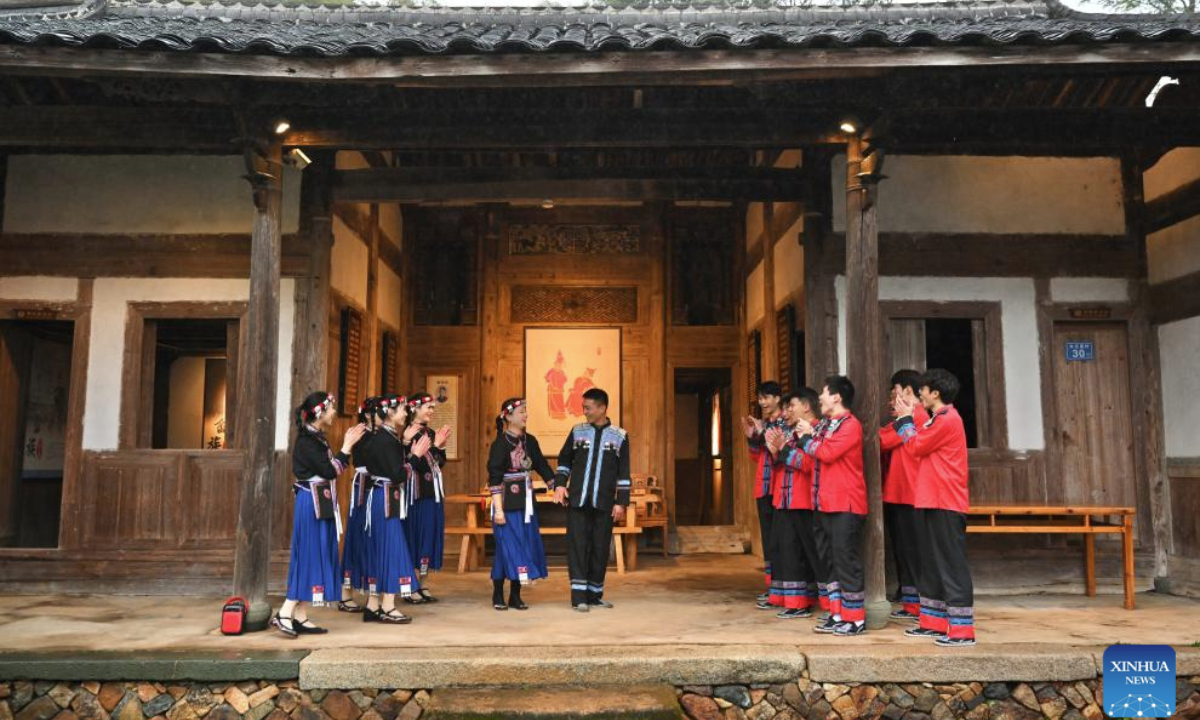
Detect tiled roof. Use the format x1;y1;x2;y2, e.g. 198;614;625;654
0;0;1197;56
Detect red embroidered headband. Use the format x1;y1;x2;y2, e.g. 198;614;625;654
407;394;434;409
379;395;406;411
502;399;526;416
306;394;335;420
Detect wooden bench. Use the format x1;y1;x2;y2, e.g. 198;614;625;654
444;494;643;575
966;504;1136;609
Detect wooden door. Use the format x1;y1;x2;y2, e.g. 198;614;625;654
1052;322;1137;509
0;323;33;546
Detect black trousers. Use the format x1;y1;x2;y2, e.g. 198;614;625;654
816;510;866;622
567;505;614;606
885;502;922;613
757;495;775;582
769;508;818;608
916;508;975;638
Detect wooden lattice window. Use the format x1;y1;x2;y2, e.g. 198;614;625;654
338;308;363;416
747;329;762;416
776;304;796;394
380;331;400;395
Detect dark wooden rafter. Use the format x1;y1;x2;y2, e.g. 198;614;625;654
1144;176;1200;234
1149;269;1200;325
332;166;809;202
332;204;402;275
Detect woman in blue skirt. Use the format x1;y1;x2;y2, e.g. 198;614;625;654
272;391;366;637
403;393;452;604
337;397;377;614
487;398;556;610
363;394;432;624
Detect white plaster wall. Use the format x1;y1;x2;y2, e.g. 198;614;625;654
1148;213;1200;285
380;205;403;249
1158;315;1200;457
0;277;78;302
746;262;764;328
83;277;295;451
831;155;1125;235
378;262;402;330
1144;147;1200;202
167;356;206;450
332;215;370;307
773;228;805;307
1050;278;1130;304
4;155;301;235
835;276;1043;451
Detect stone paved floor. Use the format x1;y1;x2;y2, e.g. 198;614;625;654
0;555;1197;652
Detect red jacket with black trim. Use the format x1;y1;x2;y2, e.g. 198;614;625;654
747;415;788;500
776;433;815;511
893;405;970;513
880;406;929;506
796;412;867;515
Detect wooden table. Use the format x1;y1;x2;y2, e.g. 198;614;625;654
966;505;1136;609
444;493;643;574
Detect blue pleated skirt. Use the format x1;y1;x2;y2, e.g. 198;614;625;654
286;487;341;604
491;509;549;582
366;484;421;596
405;497;445;574
340;474;370;591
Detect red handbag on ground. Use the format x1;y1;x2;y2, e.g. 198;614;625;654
220;596;248;635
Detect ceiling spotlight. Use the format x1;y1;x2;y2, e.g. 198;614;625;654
274;119;291;135
839;119;859;134
542;199;555;209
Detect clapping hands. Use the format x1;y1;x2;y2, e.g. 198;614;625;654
434;425;452;449
411;434;433;458
741;415;764;439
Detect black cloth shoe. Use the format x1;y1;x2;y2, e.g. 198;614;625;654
813;617;840;634
890;609;920;622
378;608;413;624
756;592;769;602
905;627;944;638
756;599;776;610
417;589;438;603
270;612;297;638
588;599;614;609
573;603;590;613
337;599;364;613
833;621;866;636
508;582;527;610
293;618;328;635
362;607;381;623
493;580;508;610
776;608;813;620
935;636;976;648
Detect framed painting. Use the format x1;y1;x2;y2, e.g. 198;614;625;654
524;327;622;450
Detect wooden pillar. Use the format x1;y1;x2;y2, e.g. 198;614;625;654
233;131;285;631
366;203;381;395
1123;155;1173;586
802;148;837;386
292;151;334;411
760;202;779;380
843;136;889;629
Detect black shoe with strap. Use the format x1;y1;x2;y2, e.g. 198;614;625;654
363;607;381;623
417;589;439;603
338;599;364;613
293;618;328;635
270;612;297;638
378;607;413;624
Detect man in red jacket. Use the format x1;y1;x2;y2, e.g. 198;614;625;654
743;381;787;605
791;375;867;636
880;369;928;622
764;387;824;619
892;368;975;647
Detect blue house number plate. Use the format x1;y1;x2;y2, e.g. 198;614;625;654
1065;341;1095;362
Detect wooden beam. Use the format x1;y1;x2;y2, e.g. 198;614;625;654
0;233;311;277
365;203;380;395
822;232;1140;278
802;147;838;385
2;44;1199;86
1150;269;1200;325
232;136;284;632
332;166;808;202
292;149;336;412
1145;176;1200;234
760;202;779;380
0;155;6;229
843;136;888;628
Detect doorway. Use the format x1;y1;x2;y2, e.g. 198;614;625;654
1052;322;1137;509
0;319;74;548
673;368;733;527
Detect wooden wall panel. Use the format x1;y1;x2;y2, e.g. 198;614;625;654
181;452;243;545
81;452;175;547
967;450;1047;506
1169;460;1200;559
